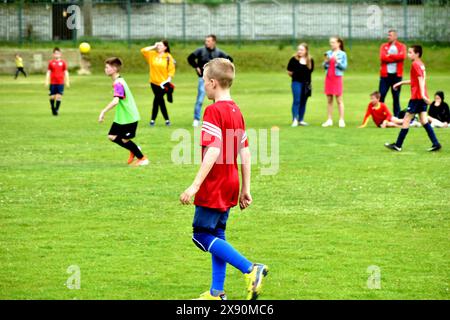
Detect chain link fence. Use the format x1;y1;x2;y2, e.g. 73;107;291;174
1;0;449;45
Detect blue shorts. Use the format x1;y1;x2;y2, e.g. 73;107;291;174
406;99;427;114
192;206;230;233
49;84;64;96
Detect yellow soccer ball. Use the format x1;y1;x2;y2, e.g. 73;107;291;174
79;42;91;54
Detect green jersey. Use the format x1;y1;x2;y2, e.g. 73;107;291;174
113;77;140;124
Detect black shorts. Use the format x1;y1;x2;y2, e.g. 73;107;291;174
406;99;427;114
49;84;64;95
108;121;138;139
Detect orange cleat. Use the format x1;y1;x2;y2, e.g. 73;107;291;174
127;151;135;164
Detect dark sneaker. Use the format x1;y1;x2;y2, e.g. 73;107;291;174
384;143;401;152
428;144;442;152
149;120;155;127
165;120;171;126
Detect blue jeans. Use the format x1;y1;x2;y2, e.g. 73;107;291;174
379;74;402;117
291;81;308;121
194;77;206;120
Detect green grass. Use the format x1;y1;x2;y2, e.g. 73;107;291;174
3;40;450;74
0;68;449;299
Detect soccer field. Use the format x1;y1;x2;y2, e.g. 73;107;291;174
0;70;449;300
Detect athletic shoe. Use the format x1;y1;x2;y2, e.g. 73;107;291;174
127;151;135;165
299;121;309;126
127;146;142;164
245;263;269;300
134;156;149;166
428;144;442;152
384;143;402;152
165;120;171;126
339;119;346;128
291;119;298;127
149;120;155;127
193;291;227;300
193;119;199;127
322;119;333;127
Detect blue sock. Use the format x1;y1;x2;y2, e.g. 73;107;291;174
423;123;439;146
210;228;226;295
396;128;409;148
210;255;226;295
209;238;253;274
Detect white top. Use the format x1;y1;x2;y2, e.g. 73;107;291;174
387;43;398;74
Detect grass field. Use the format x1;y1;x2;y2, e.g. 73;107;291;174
0;67;449;299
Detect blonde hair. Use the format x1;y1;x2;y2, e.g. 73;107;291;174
295;42;313;70
203;58;235;88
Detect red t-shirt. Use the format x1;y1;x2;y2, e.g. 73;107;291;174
410;60;427;100
362;102;392;127
48;59;67;85
194;100;249;212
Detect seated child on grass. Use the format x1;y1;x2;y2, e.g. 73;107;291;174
359;91;403;128
428;91;449;128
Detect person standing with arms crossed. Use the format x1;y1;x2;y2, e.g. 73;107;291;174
379;29;407;117
322;37;347;128
141;40;176;127
187;34;233;127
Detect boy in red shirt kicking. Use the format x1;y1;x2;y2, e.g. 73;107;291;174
359;91;403;128
180;58;268;300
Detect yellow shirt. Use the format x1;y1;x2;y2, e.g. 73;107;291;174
15;57;23;68
140;49;175;86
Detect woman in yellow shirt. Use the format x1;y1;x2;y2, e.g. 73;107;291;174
141;40;176;126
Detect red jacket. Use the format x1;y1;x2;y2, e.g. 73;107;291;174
379;41;407;77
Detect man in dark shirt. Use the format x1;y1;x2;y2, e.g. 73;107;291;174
187;34;233;127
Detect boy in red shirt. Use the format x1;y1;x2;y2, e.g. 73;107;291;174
359;91;403;128
45;47;70;116
385;45;441;152
180;58;268;300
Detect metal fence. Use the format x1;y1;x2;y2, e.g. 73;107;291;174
1;0;449;45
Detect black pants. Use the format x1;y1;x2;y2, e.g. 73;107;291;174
379;74;402;117
15;67;27;79
151;83;169;121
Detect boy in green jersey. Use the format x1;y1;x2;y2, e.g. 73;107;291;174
99;57;149;166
